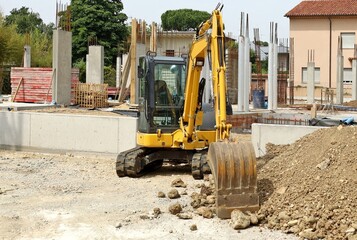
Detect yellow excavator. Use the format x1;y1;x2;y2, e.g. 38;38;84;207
116;4;259;218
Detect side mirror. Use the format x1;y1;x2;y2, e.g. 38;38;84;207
138;66;144;78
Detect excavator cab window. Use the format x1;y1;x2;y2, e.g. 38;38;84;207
152;63;186;128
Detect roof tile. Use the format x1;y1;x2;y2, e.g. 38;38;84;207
285;0;357;17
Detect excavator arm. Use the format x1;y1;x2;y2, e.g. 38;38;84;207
181;5;260;218
181;5;231;142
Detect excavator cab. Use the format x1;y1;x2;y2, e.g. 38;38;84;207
137;54;187;134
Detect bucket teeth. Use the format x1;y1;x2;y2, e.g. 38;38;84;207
207;141;260;219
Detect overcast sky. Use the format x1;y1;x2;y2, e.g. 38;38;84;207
0;0;301;41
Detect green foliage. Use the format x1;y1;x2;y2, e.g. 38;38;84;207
71;0;129;66
161;9;211;31
4;7;44;34
104;66;116;87
73;59;86;83
30;29;52;67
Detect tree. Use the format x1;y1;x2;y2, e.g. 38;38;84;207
4;7;44;34
161;9;211;31
71;0;128;66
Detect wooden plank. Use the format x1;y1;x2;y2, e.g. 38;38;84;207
12;77;24;102
130;19;137;104
118;46;132;102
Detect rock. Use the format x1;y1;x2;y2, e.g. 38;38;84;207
337;125;343;131
288;225;300;234
139;214;150;220
153;208;161;218
177;213;193;219
169;203;182;215
276;186;288;194
352;223;357;230
115;222;122;229
190;224;198;231
249;213;259;225
299;229;317;239
346;228;356;234
206;195;215;204
157;191;166;198
288;220;299;227
191;198;201;208
196;207;213;219
167;189;180;199
304;216;318;225
278;211;290;221
348;235;357;240
200;185;213;195
316;159;331;170
230;210;251;229
171;178;187;188
180;190;188;195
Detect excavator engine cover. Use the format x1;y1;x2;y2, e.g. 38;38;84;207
207;141;259;219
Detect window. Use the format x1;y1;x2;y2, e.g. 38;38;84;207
302;67;320;84
341;33;355;49
343;68;352;84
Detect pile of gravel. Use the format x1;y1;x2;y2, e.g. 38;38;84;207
257;125;357;240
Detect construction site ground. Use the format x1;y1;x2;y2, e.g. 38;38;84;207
0;149;297;240
1;103;357;239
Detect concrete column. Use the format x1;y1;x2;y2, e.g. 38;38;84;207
116;56;121;88
244;35;250;112
267;42;274;110
272;42;278;109
336;55;344;105
202;57;211;103
238;36;245;112
86;54;89;82
87;46;104;84
352;59;357;100
52;29;72;105
307;62;315;104
24;45;31;67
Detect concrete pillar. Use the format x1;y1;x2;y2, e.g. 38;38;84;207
24;45;31;67
116;56;121;88
268;42;274;110
336;55;344;105
87;46;104;84
238;36;245;112
244;35;250;112
52;29;72;105
202;57;211;103
272;42;278;110
352;59;357;100
336;36;344;105
86;54;89;82
307;62;315;104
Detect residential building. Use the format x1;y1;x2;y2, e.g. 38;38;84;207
285;0;357;98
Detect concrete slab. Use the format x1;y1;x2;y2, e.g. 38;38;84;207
0;102;53;111
0;112;137;154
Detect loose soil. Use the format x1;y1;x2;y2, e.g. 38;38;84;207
258;125;357;240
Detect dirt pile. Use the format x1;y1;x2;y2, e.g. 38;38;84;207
257;125;357;240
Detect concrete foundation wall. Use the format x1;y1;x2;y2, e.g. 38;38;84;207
0;112;137;154
251;123;323;157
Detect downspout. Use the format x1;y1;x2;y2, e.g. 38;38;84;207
329;17;332;88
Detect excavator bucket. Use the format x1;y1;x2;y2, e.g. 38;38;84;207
207;141;259;219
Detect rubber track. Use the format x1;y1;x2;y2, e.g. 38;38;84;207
116;147;144;178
